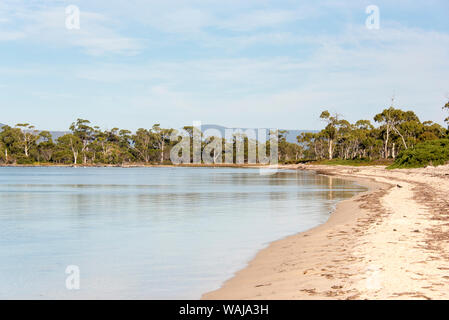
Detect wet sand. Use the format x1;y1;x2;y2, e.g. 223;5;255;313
203;164;449;300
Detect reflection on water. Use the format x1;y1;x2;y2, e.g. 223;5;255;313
0;167;366;299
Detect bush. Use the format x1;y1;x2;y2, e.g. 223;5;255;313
16;156;35;165
389;139;449;168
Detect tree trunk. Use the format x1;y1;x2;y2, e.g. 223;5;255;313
328;139;333;160
160;140;164;163
392;126;408;150
384;126;390;159
82;140;88;164
70;138;78;165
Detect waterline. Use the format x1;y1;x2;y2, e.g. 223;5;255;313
0;167;366;299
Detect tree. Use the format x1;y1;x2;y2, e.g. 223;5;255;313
0;100;446;166
319;111;342;160
277;130;289;161
151;124;174;163
0;126;12;162
420;121;446;141
133;128;153;163
118;129;134;163
70;119;94;164
57;134;82;164
15;123;39;158
374;102;418;158
297;132;317;159
0;125;21;163
37;131;55;162
354;120;375;159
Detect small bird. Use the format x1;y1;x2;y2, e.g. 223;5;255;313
397;184;403;188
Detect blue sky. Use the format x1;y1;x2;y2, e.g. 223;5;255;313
1;0;449;131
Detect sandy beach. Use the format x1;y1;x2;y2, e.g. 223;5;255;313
203;164;449;300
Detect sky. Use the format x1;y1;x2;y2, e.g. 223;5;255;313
1;0;449;131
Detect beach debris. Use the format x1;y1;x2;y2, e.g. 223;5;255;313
255;283;271;288
331;285;343;289
303;269;313;274
397;184;403;188
300;288;317;295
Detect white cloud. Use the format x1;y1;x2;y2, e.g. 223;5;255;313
69;23;449;128
1;1;448;129
0;2;142;55
0;30;25;41
217;9;303;31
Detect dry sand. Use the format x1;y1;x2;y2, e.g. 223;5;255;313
203;164;449;300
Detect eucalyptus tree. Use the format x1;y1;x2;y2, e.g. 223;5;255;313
297;132;317;159
335;119;354;159
277;130;289;161
0;136;4;162
313;131;327;160
354;120;375;159
151;124;174;164
202;135;224;164
319;111;343;160
181;126;202;163
15;123;39;158
103;128;122;164
284;142;303;161
37;131;55;162
374;106;418;158
0;125;21;162
57;134;82;164
420;121;446;141
118;129;134;163
132;128;154;163
70;119;94;164
92;126;121;163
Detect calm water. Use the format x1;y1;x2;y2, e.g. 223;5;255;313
0;167;366;299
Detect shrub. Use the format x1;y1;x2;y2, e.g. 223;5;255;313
16;155;35;165
389;139;449;168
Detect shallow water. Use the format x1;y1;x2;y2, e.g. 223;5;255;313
0;167;366;299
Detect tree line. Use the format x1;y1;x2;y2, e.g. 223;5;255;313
1;101;448;165
298;101;448;162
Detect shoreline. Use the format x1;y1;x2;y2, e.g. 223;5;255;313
0;163;269;168
202;166;389;300
3;163;448;299
203;164;449;300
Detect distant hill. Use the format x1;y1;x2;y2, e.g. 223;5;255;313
0;123;68;140
44;130;69;140
201;124;316;144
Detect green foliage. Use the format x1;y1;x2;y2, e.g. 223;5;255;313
301;103;447;163
15;155;35;165
0;102;447;167
388;139;449;169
